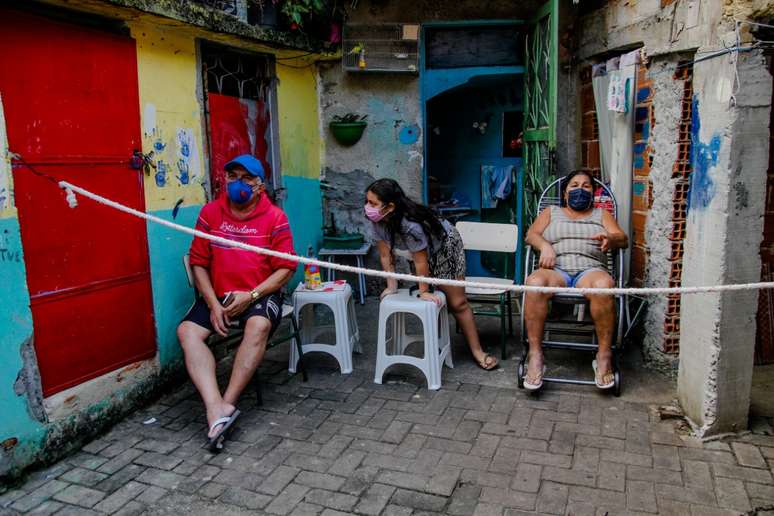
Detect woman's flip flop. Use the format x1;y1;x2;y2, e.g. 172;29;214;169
524;365;547;391
592;360;615;390
202;409;241;452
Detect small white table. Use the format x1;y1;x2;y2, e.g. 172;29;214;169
318;243;371;305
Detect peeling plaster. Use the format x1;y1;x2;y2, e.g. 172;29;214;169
13;338;46;424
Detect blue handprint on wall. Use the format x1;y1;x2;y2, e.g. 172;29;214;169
176;159;190;185
178;131;190;158
155;160;168;187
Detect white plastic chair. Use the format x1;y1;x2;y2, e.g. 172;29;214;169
374;289;453;390
455;221;519;360
290;282;361;374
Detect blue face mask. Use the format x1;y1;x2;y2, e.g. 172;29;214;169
567;188;593;211
227;179;257;204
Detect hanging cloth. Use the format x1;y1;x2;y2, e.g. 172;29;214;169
592;49;639;281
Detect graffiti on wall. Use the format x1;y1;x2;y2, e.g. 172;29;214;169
688;96;721;212
176;128;200;186
0;228;20;263
142;103;200;189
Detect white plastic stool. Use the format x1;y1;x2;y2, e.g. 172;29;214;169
374;289;453;390
289;283;361;374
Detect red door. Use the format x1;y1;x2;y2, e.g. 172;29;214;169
0;9;156;396
208;93;273;198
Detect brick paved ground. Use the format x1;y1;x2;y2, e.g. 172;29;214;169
2;298;774;515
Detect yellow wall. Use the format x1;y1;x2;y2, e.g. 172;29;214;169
276;64;322;180
129;21;207;212
130;20;323;209
0;92;14;218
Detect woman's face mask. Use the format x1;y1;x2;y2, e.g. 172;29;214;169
364;203;386;222
364;191;392;222
567;188;593;211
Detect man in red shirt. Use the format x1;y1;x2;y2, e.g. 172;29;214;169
177;154;297;450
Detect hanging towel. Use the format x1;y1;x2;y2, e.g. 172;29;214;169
492;165;514;200
481;165;496;209
481;165;514;208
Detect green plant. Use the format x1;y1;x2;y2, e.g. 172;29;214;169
280;0;325;28
331;113;367;123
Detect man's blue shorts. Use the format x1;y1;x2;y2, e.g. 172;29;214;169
554;268;607;288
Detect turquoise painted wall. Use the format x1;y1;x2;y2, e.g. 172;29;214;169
283;175;323;287
0;216;46;474
146;206;199;368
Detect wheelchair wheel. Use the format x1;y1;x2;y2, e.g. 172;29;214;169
517;360;525;389
613;369;621;397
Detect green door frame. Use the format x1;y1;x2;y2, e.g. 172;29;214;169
522;0;559;236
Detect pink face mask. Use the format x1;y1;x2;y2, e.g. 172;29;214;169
364;204;386;222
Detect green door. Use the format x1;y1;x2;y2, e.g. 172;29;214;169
523;0;558;226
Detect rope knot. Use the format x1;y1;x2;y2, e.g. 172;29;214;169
60;184;78;208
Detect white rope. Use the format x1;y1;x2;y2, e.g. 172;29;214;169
59;180;774;297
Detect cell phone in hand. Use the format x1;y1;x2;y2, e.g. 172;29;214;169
222;292;235;307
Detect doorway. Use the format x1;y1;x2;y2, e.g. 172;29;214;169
426;74;523;278
421;15;559;282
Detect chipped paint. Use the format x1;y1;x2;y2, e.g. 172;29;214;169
0;93;12;216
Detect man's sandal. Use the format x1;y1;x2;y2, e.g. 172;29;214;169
477;354;499;371
591;360;615;390
202;409;241;453
523;365;547;391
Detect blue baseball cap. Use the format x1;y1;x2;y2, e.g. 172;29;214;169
224;154;265;180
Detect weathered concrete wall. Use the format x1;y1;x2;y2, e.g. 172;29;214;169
678;48;771;435
578;0;725;59
320;67;422;238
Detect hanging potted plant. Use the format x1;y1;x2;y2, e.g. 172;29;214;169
329;113;368;146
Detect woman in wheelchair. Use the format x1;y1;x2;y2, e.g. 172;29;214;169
523;170;628;390
365;178;499;370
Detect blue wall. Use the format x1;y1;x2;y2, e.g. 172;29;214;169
283;175;323;287
146;206;199;368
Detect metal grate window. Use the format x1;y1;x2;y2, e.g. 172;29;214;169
202;44;276;100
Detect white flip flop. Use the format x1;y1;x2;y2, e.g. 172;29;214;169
592;360;615;389
524;365;547;391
